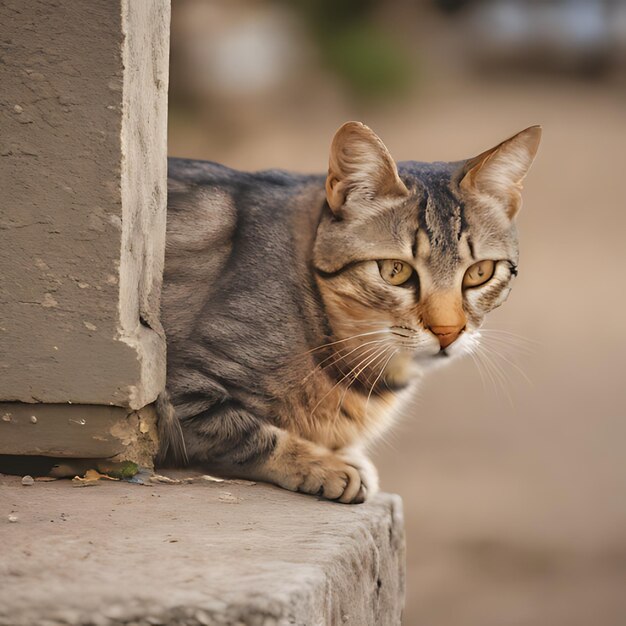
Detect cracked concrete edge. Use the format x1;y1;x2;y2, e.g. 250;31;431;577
0;402;158;466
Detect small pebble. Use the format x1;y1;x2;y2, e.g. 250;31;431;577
21;475;34;486
8;515;18;523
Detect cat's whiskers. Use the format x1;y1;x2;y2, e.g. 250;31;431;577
364;348;399;416
478;330;536;354
479;338;534;388
310;342;393;419
479;328;537;343
479;337;535;360
473;349;502;397
333;345;394;424
465;342;488;393
299;329;390;358
336;344;393;397
336;342;391;384
473;344;515;407
466;337;498;388
309;345;387;418
289;328;390;394
462;327;533;407
299;337;391;385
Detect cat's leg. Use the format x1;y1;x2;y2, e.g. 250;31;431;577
257;431;370;504
181;403;369;504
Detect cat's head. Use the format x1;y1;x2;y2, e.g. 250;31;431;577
313;122;541;386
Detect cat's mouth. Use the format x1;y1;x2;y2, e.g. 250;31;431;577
390;325;442;360
390;325;473;362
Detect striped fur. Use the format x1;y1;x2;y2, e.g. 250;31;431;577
158;123;540;503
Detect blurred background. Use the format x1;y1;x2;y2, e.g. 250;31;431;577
167;1;626;624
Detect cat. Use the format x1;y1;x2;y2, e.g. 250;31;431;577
157;121;541;504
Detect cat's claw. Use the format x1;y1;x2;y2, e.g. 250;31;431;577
353;484;367;505
338;448;379;500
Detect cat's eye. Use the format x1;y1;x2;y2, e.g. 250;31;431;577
463;260;496;288
378;259;414;286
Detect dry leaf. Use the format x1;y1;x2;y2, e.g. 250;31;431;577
148;474;182;484
72;469;119;486
193;475;255;486
71;479;99;487
224;479;256;486
198;475;224;483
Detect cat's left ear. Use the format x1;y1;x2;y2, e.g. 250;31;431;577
460;125;542;219
326;121;409;216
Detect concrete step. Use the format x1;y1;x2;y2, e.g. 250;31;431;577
0;475;404;626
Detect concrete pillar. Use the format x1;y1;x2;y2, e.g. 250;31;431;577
0;0;171;462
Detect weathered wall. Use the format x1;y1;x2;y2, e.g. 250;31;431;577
0;0;170;410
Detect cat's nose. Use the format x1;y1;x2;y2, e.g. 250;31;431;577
428;325;465;349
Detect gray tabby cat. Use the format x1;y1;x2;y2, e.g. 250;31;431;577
158;122;541;504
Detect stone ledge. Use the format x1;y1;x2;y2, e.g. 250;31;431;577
0;403;158;465
0;476;405;626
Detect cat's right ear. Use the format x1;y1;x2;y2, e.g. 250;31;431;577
326;122;409;216
460;125;542;219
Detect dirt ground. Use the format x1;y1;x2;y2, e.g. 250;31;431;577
169;74;626;626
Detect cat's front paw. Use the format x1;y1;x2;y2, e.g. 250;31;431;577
291;453;368;504
262;434;377;504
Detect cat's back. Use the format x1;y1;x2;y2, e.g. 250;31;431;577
163;157;324;345
166;157;320;262
167;157;317;204
166;157;319;234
